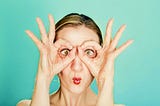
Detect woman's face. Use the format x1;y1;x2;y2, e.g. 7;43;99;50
56;25;99;94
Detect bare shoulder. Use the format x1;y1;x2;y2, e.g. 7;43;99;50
16;99;31;106
114;104;125;106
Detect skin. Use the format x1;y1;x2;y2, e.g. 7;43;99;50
17;14;133;106
49;26;99;106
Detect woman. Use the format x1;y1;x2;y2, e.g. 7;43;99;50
17;13;133;106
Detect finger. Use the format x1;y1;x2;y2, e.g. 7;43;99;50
103;18;114;48
108;24;126;52
48;14;56;45
78;47;99;77
79;44;102;61
25;30;43;49
54;39;72;50
114;40;134;57
82;55;99;77
81;40;102;51
56;48;76;72
50;45;57;61
36;17;48;44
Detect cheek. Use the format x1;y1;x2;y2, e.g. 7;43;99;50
83;64;92;74
83;65;94;80
59;65;72;80
59;67;70;76
83;71;94;88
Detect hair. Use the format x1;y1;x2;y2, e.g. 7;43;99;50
55;13;103;45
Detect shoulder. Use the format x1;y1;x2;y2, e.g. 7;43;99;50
16;99;31;106
114;104;125;106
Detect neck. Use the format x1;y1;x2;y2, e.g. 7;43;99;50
56;86;93;106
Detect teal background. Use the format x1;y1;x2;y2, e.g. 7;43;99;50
0;0;160;106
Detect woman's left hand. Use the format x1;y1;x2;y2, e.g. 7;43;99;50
78;19;134;90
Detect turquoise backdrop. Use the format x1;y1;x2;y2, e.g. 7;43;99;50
0;0;160;106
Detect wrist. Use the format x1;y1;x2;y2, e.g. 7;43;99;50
31;74;51;106
35;72;53;89
97;77;114;91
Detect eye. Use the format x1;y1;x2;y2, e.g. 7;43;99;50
59;48;71;58
84;49;97;58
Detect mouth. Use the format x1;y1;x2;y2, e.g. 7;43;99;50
72;77;82;85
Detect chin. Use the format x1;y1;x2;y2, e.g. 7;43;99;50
69;85;87;94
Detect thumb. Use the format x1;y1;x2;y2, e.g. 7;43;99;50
54;48;76;74
78;47;99;77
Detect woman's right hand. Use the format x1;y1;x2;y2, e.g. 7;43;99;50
25;14;75;85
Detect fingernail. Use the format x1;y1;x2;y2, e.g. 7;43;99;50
123;24;127;28
36;17;40;22
25;30;29;33
48;14;52;18
130;40;134;43
110;18;114;22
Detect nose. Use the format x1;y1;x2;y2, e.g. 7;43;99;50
70;56;83;72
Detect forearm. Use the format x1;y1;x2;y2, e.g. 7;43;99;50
30;72;51;106
96;77;114;106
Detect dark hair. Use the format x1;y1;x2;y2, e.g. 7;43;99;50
55;13;103;45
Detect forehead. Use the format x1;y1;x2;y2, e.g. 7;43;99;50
56;26;99;46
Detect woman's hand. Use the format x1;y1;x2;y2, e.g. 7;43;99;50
25;14;76;106
79;19;133;106
25;14;75;85
78;19;133;89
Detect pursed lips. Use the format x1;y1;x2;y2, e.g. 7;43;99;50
72;77;82;85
